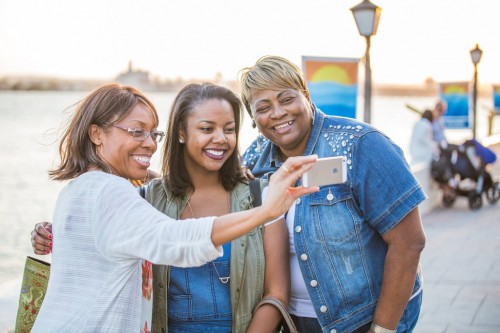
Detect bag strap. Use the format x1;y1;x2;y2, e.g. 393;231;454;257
253;297;299;333
249;179;262;207
139;185;147;199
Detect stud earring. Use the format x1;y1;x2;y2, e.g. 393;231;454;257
179;139;184;144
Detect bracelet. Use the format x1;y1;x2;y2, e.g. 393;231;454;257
370;323;397;333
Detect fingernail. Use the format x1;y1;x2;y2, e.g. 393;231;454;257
49;242;53;248
46;250;51;254
48;234;52;239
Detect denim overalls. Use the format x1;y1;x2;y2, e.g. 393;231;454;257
147;180;266;333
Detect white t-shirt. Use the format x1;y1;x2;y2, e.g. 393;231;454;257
285;202;317;318
32;171;221;333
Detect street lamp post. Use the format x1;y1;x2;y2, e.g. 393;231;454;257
351;0;381;124
470;43;483;139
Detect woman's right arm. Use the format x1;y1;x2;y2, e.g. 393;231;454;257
33;155;318;266
93;155;317;267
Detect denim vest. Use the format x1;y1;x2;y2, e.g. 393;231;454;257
242;108;426;333
146;179;265;333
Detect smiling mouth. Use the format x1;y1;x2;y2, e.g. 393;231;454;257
204;149;226;160
133;155;151;166
273;120;294;131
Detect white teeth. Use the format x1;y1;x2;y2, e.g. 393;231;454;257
133;156;151;163
275;121;293;130
206;149;224;156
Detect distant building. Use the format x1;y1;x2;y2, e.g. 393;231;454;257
115;61;154;91
112;61;243;93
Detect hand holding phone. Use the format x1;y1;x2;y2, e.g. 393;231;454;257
302;156;347;187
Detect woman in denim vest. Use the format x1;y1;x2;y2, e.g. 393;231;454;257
240;56;427;333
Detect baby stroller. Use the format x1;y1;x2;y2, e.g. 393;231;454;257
431;139;500;210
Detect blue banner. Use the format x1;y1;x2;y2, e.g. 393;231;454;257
302;56;359;119
438;82;470;129
493;85;500;114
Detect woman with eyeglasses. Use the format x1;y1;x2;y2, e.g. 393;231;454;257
30;83;318;332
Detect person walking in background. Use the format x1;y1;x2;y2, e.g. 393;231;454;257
240;56;426;333
409;109;439;165
30;83;318;332
432;99;448;148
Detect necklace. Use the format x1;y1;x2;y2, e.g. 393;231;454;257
211;262;230;284
186;196;231;284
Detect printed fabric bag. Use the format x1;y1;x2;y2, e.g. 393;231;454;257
14;256;50;333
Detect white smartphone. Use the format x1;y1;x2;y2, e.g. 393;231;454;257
302;156;347;187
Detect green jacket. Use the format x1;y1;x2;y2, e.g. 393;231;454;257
147;178;265;333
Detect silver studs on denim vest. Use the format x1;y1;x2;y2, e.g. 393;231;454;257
322;124;362;171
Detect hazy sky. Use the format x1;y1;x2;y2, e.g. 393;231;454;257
1;0;498;84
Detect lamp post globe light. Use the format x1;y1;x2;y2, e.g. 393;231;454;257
350;0;381;124
470;43;483;139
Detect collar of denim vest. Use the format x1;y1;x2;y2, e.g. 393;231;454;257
266;104;325;168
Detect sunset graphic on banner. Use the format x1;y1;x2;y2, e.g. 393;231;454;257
439;82;470;129
302;56;359;118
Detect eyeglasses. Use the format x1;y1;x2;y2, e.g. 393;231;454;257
113;125;165;143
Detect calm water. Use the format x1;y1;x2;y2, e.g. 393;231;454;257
0;90;496;285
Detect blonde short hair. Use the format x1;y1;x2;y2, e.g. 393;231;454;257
239;55;310;117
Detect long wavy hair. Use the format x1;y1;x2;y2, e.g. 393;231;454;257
162;83;246;197
49;83;158;181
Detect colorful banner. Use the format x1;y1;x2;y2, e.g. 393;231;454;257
302;56;359;118
493;85;500;114
438;82;470;129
